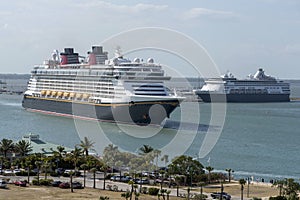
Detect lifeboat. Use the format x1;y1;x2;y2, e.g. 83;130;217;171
46;90;51;96
51;91;57;96
83;94;90;99
70;92;75;98
63;92;69;97
76;93;82;98
40;90;46;96
57;91;63;97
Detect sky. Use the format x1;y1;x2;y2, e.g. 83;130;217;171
0;0;300;78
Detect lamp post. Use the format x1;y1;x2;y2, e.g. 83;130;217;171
247;177;250;198
220;180;224;200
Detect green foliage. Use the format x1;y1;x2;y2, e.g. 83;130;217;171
148;187;160;195
141;187;148;194
39;179;53;186
0;138;14;158
139;144;154;154
168;155;204;185
79;137;95;156
193;194;208;200
62;172;70;177
269;196;287;200
15;171;37;176
121;191;131;199
32;179;39;185
273;178;300;199
15;140;33;156
50;171;59;177
99;196;110;200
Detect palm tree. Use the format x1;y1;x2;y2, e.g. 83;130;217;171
25;160;32;183
80;163;88;187
273;179;285;196
205;166;214;183
139;144;153;155
67;147;83;170
239;178;246;200
160;154;169;189
152;149;161;169
51;145;66;170
35;161;42;185
90;167;97;189
161;154;169;168
15;140;32;157
41;157;52;180
0;138;14;158
225;168;234;182
103;144;120;173
101;164;109;190
78;137;95;156
69;171;75;193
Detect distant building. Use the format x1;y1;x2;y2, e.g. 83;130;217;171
21;133;73;156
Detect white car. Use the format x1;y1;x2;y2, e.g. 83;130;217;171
4;169;13;174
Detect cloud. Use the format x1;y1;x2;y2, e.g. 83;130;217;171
182;7;236;20
0;11;12;16
284;44;300;55
75;1;168;14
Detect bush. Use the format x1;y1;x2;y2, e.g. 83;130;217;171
193;194;208;200
141;187;148;194
62;173;70;177
252;197;262;200
99;196;110;200
105;174;114;180
148;187;159;196
15;171;37;176
39;179;54;186
269;197;287;200
50;171;59;177
32;179;39;185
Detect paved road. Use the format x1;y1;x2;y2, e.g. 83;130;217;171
3;173;252;200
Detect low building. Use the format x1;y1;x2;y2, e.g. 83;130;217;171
22;133;73;155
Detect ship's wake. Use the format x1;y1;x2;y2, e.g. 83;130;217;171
163;120;211;132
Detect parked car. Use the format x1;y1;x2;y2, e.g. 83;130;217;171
52;180;62;187
14;180;27;187
211;192;231;200
13;169;21;174
136;179;150;184
110;175;122;181
72;181;83;189
120;176;132;182
0;179;7;189
4;169;13;174
55;168;65;175
59;182;70;189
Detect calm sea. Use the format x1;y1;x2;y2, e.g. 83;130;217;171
1;78;300;182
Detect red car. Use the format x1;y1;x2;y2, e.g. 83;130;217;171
14;180;27;187
59;182;70;189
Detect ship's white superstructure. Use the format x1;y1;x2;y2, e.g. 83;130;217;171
23;46;183;125
195;68;290;102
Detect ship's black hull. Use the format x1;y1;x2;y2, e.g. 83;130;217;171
22;95;180;125
196;92;290;103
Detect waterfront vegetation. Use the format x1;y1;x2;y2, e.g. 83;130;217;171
0;137;300;199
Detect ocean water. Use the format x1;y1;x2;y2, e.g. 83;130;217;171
1;79;300;183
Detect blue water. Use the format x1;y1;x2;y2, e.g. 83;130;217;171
1;79;300;183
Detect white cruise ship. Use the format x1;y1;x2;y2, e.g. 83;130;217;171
22;46;184;125
195;68;290;102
